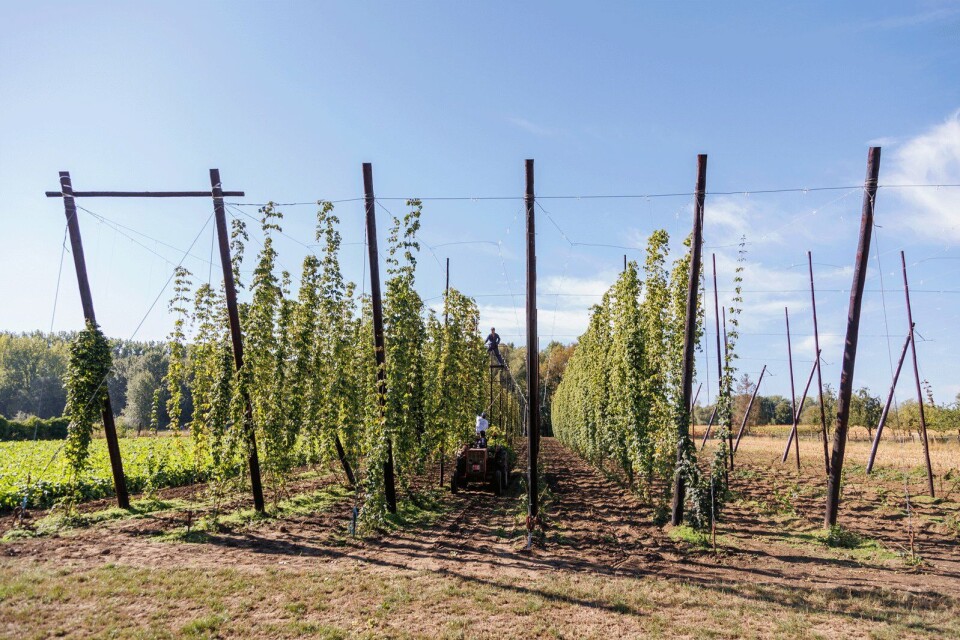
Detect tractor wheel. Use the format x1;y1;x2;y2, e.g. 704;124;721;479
494;470;503;496
451;473;459;494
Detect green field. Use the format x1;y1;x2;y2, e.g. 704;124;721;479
0;437;205;511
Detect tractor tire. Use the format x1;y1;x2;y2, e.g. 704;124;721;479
451;474;458;494
494;470;503;496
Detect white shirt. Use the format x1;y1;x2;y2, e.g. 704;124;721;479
475;415;489;433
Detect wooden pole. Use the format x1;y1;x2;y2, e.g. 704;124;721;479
46;190;244;198
809;252;830;475
671;154;707;526
440;257;449;486
362;163;397;514
902;252;935;497
866;331;912;473
57;172;130;509
734;365;766;453
210;169;265;513
712;255;724;429
784;307;801;469
699;405;719;449
525;159;541;529
825;147;881;527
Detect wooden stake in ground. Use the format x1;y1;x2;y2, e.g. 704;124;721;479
54;172;130;510
825;147;881;528
671;154;707;527
363;163;397;514
901;251;935;497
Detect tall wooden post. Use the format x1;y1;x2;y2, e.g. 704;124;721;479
902;251;935;497
525;159;540;529
58;172;130;509
825;147;881;527
210;169;265;513
671;154;707;526
809;252;830;475
363;163;397;514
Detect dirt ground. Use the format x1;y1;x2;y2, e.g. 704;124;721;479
0;436;958;639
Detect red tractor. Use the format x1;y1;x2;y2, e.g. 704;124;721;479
451;442;510;495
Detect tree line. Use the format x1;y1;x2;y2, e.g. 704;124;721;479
697;373;960;439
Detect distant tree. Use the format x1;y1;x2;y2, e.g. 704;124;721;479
773;397;795;425
850;386;882;438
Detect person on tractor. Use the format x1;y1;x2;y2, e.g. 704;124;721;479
485;327;504;366
476;430;488;448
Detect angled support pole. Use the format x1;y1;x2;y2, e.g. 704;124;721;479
902;252;935;496
690;382;702;440
866;331;912;473
825;147;881;527
54;171;130;509
808;252;830;475
784;307;800;468
671;154;707;527
782;352;821;466
363;163;397;514
210;169;265;513
734;365;766;453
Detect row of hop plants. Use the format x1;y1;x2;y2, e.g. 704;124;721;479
551;230;745;529
63;199;510;525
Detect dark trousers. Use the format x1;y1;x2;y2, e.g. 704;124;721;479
488;346;504;366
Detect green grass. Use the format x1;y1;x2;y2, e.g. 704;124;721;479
2;497;189;541
382;489;450;531
668;524;715;548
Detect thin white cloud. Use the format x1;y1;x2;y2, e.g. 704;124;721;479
506;116;557;137
884;111;960;241
860;6;960;30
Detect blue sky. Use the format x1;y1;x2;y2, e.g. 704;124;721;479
2;1;960;406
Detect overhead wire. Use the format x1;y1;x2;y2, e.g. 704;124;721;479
224;183;960;208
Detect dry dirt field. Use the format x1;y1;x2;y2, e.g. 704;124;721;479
1;435;958;639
